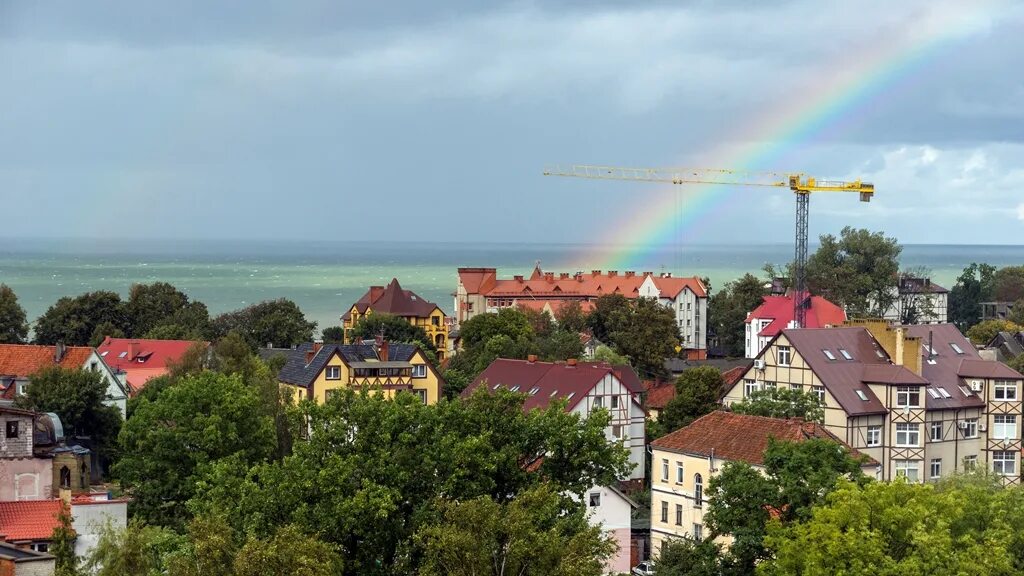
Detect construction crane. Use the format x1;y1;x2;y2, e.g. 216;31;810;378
542;165;874;328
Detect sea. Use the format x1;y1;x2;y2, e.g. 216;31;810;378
1;238;1022;333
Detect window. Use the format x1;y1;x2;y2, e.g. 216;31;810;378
510;385;521;392
661;501;669;523
589;492;601;507
866;425;881;447
325;366;340;380
994;451;1016;476
930;458;942;479
90;361;98;371
31;543;48;553
412;365;427;378
662;459;669;482
676;462;684;484
5;420;18;439
950;343;964;355
790;383;802;391
839;349;853;360
694;474;703;507
693;523;703;540
432;316;440;326
412;389;427;404
896;386;920;408
100;350;108;356
612;424;622;439
593;396;603;408
764;381;777;390
962;418;978;438
60;466;71;489
930;421;942;442
995;380;1018;401
894;460;920;482
823;349;836;360
528;386;540;396
994;415;1017;439
675;504;683;525
896;423;920;447
856;390;868;401
964;455;978;471
777;346;792;366
611;395;619;409
812;386;825;404
743;379;759;398
927;388;941;399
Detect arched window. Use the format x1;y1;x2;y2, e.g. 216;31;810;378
694;473;703;507
59;466;71;489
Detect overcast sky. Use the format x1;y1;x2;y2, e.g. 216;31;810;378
1;0;1022;246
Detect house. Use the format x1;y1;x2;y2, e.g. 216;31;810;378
878;276;949;325
70;494;127;560
646;365;748;421
744;294;846;358
273;340;442;405
649;411;876;552
0;344;127;417
455;267;709;359
341;279;448;360
462;357;646;574
0;541;55;575
722;322;1024;484
0;407;91;501
0;499;69;553
986;331;1024;363
96;337;207;395
982;301;1016;322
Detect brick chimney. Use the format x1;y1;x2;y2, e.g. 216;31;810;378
567;358;577;367
312;341;323;355
54;342;66;364
380;340;389;362
527;354;538;363
625;271;635;278
642;271;653;277
560;273;570;280
544;272;555;283
514;275;524;282
129;341;140;361
608;270;618;277
592;270;601;277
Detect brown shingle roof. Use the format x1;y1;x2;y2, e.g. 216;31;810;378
342;278;441;320
465;358;641;412
903;323;989;410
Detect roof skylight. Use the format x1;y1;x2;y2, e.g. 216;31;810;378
566;392;575;400
118;351;127;358
528;386;540;396
839;349;853;360
492;383;501;390
855;390;868;401
938;388;951;398
950;343;964;355
927;388;941;399
510;385;521;392
823;350;836;360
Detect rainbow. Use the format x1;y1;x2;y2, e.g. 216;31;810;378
576;0;997;271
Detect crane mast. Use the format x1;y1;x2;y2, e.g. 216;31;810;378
543;164;874;329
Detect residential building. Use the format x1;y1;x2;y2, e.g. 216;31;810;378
879;276;949;325
0;344;127;417
722;322;1024;484
649;411;876;552
645;365;748;421
463;357;645;574
0;408;91;501
271;340;442;405
456;267;708;358
0;541;55;575
341;278;448;360
982;301;1016;322
70;494;127;560
986;331;1024;363
96;337;208;396
0;499;69;553
744;294;846;358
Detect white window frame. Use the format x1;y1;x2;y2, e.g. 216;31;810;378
692;523;703;540
777;346;792;366
930;458;941;479
743;379;760;398
995;380;1018;401
896;386;920;408
812;385;825;404
325;366;341;380
662;459;669;482
412;364;427;378
964;455;978;471
994;414;1017;440
929;421;942;442
896;423;920;447
962;418;978;439
694;474;704;507
589;492;601;507
866;425;881;447
895;459;920;482
676;462;684;485
993;451;1017;476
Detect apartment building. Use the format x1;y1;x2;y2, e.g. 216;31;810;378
722;322;1024;483
878;276;949;325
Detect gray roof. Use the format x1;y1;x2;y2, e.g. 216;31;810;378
277;342;419;388
903;324;989;410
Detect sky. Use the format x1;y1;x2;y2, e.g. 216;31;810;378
1;0;1022;246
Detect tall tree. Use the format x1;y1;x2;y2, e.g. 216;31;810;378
948;262;996;332
731;388;824;422
52;505;80;576
84;520;184;576
554;300;589;334
321;326;345;343
589;295;679;379
0;284;29;344
993;266;1024;302
657;366;723;434
126;282;210;338
447;308;537;378
654;536;723;576
211;298;316;350
707;274;767;357
34;291;129;346
351;313;433;349
805;227;901;317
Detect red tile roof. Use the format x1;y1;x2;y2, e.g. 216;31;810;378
457;268;498;294
651;276;707;299
747;295;846;337
342;278;442;320
0;345;94;379
459;267;705;301
465;358;640;412
515;299;597;315
646;365;749;410
651;410;871;466
96;337;206;392
0;500;68;542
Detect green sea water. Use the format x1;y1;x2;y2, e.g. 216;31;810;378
1;238;1021;334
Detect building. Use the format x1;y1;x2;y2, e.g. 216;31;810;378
0;344;127;417
649;411;875;552
70;494;127;560
456;267;708;358
744;294;846;358
982;301;1016;322
0;541;55;575
722;322;1024;484
341;278;448;360
462;357;646;574
986;331;1024;363
271;340;443;405
0;407;91;502
96;337;208;395
0;499;69;553
879;277;949;325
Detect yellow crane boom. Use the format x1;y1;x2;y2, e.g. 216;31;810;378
542;164;875;328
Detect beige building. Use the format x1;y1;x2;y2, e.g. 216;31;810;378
649;411;874;552
721;322;1023;484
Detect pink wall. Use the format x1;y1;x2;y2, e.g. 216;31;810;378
607;527;633;574
0;459;52;501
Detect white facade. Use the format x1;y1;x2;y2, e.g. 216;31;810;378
71;497;128;560
569;372;646;480
583;485;637;575
880;290;949;325
639;276;708;356
82;351;129;418
744;317;781;359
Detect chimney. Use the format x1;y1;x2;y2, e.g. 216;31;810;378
544;272;555;283
895;328;905;366
643;271;653;277
380;340;389;362
560;273;570;280
567;358;577;367
625;271;635;278
592;270;601;277
608;271;617;277
312;341;323;355
54;342;66;363
575;273;584;282
129;341;140;361
305;350;315;364
514;275;524;282
527;354;538;363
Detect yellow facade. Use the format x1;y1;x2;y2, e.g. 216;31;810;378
284;348;442;405
343;307;448;361
650;448;722;554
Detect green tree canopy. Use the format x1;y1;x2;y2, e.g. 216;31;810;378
805;227;901;317
992;266;1024;302
84;520;184;576
115;371;276;529
554;300;589;333
731;388;824;422
211;298;316;350
0;284;29;344
351;313;433;349
592;344;629;365
948;262;996;332
448;308;537;378
321;325;345;342
34;291;129;346
654;537;723;576
126;282;210;339
16;367;122;460
657;367;723;435
589;295;679;378
966;319;1020;345
1008;299;1024;326
416;483;615;576
708;273;767;357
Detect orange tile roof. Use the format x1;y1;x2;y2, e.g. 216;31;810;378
0;499;68;542
651;276;708;298
646;383;676;410
651;410;872;466
0;344;93;378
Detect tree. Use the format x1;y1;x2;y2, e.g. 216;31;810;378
34;291;128;346
658;367;723;434
707;274;767;357
966;319;1020;346
517;305;555;337
416;483;615;576
654;536;723;576
211;299;316;350
115;371;276;529
1008;298;1024;327
126;282;210;338
52;505;79;576
896;267;938;325
321;326;345;342
0;284;29;344
233;524;344;576
587;294;632;345
993;266;1024;302
84;520;184;576
589;295;679;379
537;329;584;362
948;262;996;332
592;344;629;365
16;367;122;461
804;227;901;317
1009;353;1024;375
554;300;589;333
447;308;537;379
731;388;824;422
351;313;432;350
